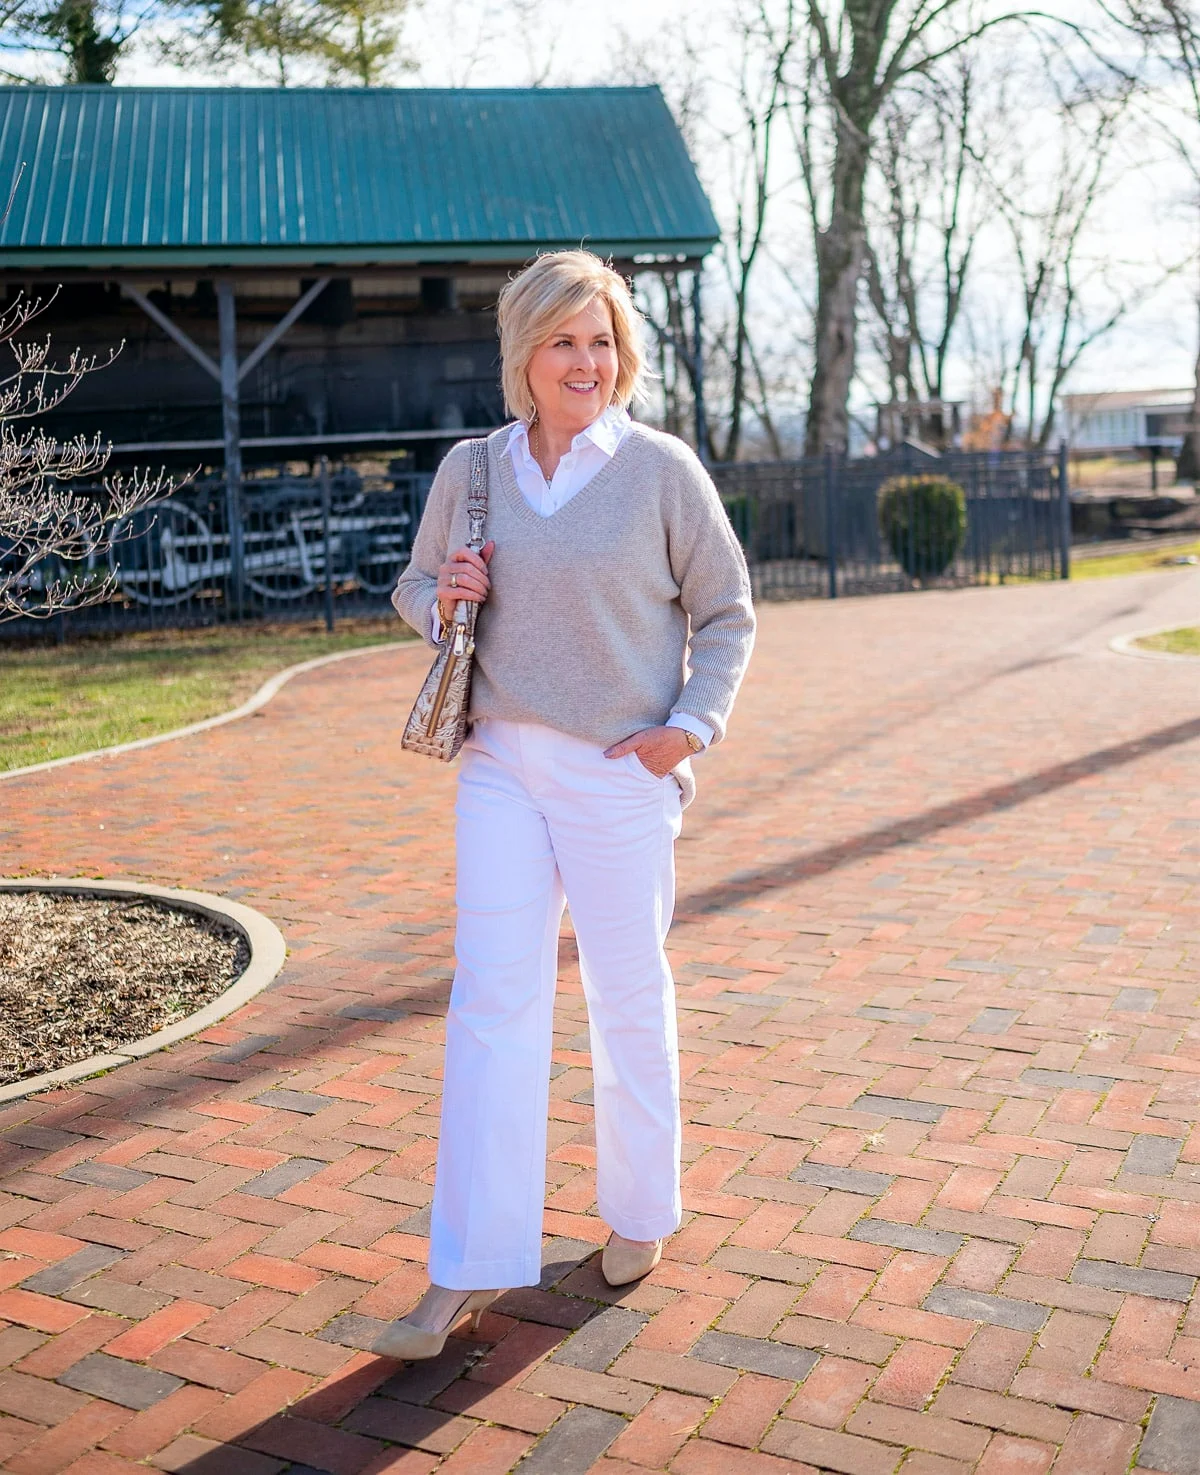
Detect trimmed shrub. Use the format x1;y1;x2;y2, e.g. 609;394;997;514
877;474;967;579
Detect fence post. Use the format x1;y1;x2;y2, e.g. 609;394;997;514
825;449;838;599
1057;440;1071;581
216;280;245;621
146;513;157;632
319;456;335;633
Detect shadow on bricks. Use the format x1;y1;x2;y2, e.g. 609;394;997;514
686;710;1200;915
170;1245;611;1475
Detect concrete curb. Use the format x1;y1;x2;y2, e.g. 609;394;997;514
0;878;287;1101
1;639;415;784
1109;624;1200;661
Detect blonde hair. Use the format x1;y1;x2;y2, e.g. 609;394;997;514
496;250;649;421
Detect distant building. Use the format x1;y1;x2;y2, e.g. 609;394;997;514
1063;389;1192;454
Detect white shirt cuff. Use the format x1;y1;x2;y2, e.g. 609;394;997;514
667;712;714;749
430;600;444;643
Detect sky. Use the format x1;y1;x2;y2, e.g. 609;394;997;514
109;0;1200;409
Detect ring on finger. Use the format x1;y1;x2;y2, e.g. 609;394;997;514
450;573;458;588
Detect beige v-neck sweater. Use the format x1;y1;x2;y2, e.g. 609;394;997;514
392;422;755;803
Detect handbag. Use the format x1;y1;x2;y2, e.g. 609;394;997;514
400;438;489;762
400;437;489;762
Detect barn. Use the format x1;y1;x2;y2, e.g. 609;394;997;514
0;85;718;626
0;84;719;472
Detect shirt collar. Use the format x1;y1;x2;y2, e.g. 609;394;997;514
506;418;538;472
508;404;631;461
581;404;631;456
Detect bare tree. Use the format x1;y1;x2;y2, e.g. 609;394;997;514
863;98;925;409
611;20;714;452
714;0;798;461
864;50;998;415
0;293;167;622
795;0;1043;455
986;63;1148;445
634;273;699;444
623;1;801;460
1116;0;1200;477
408;0;563;87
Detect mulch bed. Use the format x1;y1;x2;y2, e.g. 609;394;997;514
0;891;249;1084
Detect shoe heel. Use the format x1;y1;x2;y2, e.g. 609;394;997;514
372;1287;501;1362
467;1288;501;1333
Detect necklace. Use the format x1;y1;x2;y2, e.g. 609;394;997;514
529;419;552;485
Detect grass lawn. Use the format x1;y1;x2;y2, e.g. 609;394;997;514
1070;538;1200;580
0;618;411;772
1134;626;1200;656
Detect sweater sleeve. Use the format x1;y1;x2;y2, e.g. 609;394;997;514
665;452;756;744
391;441;470;649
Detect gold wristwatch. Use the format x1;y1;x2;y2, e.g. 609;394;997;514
682;730;704;755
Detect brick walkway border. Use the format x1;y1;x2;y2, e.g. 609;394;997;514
1109;625;1200;662
0;642;411;785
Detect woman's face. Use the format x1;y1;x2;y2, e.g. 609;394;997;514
525;296;619;434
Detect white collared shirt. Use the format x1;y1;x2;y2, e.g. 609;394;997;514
432;407;713;748
506;404;632;516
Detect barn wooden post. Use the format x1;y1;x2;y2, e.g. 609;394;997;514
691;270;709;465
217;280;245;618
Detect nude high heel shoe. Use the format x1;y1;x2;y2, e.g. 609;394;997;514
372;1286;502;1361
601;1233;663;1287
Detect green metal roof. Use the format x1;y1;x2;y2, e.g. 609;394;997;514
0;85;719;270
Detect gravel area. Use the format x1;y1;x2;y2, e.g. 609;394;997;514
0;891;249;1083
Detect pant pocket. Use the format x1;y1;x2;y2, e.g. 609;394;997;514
624;751;665;783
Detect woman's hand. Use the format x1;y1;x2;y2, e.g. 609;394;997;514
437;541;496;619
604;726;694;779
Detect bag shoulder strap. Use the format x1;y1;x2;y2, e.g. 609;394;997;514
466;437;488;550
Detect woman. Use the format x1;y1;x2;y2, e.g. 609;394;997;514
382;250;754;1359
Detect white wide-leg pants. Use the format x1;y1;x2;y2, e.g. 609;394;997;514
428;717;685;1291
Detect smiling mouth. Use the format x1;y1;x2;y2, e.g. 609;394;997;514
565;381;598;393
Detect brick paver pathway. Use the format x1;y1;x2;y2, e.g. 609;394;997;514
2;570;1200;1475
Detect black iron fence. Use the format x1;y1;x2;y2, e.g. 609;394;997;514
710;447;1069;600
2;447;1069;639
3;461;429;639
